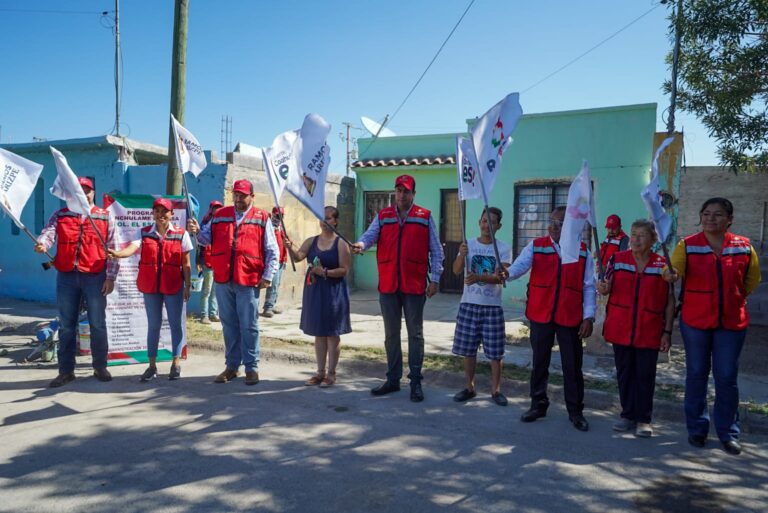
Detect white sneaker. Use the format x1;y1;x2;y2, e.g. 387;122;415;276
635;423;653;438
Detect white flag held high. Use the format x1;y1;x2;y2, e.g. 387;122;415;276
471;92;523;198
561;160;596;264
262;129;299;206
50;146;91;216
456;136;482;200
285;114;331;221
0;148;44;227
641;136;675;243
171;114;207;177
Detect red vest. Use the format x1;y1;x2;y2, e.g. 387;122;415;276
681;231;752;330
202;244;213;269
136;225;186;294
210;206;268;286
274;226;287;265
525;237;587;328
53;206;109;274
600;231;628;269
603;251;669;349
376;205;431;295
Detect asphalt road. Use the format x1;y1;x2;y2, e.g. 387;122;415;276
1;336;766;513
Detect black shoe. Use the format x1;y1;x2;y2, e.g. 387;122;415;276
491;392;508;407
410;382;424;403
49;372;76;388
453;388;476;402
371;381;401;396
139;366;157;383
93;368;113;382
521;407;547;423
688;435;707;448
570;414;589;432
168;364;181;380
721;440;742;455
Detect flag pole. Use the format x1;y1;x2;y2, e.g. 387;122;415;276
592;225;605;280
457;193;469;274
274;204;297;272
0;203;55;270
180;171;199;254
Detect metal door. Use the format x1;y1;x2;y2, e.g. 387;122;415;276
439;189;464;293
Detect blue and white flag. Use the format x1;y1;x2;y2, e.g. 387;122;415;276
641;136;675;243
456;136;482;200
561;160;596;264
0;148;44;227
171;114;207;177
285;114;331;221
50;147;91;215
263;129;299;207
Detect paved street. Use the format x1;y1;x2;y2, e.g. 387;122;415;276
1;336;766;513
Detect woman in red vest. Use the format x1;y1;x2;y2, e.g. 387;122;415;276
598;219;674;438
109;198;193;382
664;197;762;455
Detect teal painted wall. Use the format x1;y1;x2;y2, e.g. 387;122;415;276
354;103;658;303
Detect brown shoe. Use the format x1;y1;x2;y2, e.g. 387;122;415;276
214;368;239;383
319;372;336;388
244;370;260;386
93;368;112;382
305;372;325;386
49;372;76;388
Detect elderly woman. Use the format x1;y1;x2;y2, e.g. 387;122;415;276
664;197;761;455
598;219;673;438
285;206;351;387
109;198;193;382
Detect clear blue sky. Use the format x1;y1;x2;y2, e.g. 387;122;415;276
0;0;716;175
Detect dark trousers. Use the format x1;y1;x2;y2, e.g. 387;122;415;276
613;344;659;424
529;320;584;416
379;292;426;384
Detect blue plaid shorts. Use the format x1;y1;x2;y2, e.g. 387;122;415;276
452;303;506;360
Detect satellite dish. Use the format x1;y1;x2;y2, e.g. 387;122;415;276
361;116;396;138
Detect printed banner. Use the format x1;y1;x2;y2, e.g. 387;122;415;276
103;193;188;365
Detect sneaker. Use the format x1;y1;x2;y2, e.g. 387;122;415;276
168;364;181;380
140;366;157;383
453;388;476;402
261;309;274;318
271;307;282;315
209;314;220;322
635;423;653;438
491;392;508;407
200;316;211;325
613;418;636;432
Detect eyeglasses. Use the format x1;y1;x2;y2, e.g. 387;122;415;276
549;219;564;227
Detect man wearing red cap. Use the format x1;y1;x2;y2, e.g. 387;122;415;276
599;214;629;270
262;206;288;318
196;200;224;324
34;176;119;387
352;174;444;402
187;179;278;385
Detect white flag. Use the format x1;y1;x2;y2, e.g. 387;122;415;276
456;136;482;200
641;136;676;243
50;147;91;215
263;129;299;206
471;92;523;198
0;148;44;227
171;114;207;177
285;114;331;221
561;160;596;264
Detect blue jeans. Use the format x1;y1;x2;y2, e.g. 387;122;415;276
143;290;185;358
379;292;426;384
681;320;746;442
263;263;285;311
216;281;261;372
56;270;108;373
199;269;218;318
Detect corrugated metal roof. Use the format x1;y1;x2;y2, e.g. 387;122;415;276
351;155;455;169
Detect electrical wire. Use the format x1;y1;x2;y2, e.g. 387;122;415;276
0;8;113;15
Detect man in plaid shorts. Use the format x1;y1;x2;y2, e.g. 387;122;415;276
452;207;511;406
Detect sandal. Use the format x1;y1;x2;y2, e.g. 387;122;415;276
305;371;325;386
320;371;336;388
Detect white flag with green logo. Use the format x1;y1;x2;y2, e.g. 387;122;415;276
262;129;298;207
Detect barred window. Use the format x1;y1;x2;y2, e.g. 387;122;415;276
363;191;395;228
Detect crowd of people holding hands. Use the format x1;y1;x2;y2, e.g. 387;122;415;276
34;173;761;456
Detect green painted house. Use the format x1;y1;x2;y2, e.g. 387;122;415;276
351;102;667;303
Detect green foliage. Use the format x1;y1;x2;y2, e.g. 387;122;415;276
664;0;768;173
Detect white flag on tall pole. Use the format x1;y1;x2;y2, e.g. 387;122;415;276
0;148;44;227
561;160;596;264
263;129;299;206
171;114;207;177
471;92;523;197
50;146;91;215
285;113;331;221
456;136;482;200
641;136;675;243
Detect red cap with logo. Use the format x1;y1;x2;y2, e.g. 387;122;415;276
78;177;94;190
395;174;415;191
209;200;223;208
605;214;622;230
272;206;285;215
233;179;253;195
153;198;173;212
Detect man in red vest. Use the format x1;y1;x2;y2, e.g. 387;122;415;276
352;174;444;402
262;206;288;317
34;177;119;387
187;179;279;385
507;206;597;431
599;214;629;270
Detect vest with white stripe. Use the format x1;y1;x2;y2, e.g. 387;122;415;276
136;225;186;294
376;204;431;295
53;206;110;274
210;206;268;286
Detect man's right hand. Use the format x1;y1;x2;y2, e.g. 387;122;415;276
351;242;365;255
187;218;200;235
34;243;46;254
662;268;679;283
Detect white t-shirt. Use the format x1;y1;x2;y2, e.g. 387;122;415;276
460;238;512;307
131;223;194;252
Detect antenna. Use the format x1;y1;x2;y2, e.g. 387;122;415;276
220;115;232;160
360;116;397;138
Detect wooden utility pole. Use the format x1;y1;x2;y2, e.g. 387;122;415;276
166;0;189;195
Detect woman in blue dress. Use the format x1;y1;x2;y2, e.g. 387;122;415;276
285;206;351;387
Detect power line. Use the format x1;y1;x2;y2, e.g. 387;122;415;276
0;8;113;15
521;3;663;94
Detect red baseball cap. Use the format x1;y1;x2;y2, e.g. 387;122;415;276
153;198;173;212
272;206;285;215
395;174;415;191
605;214;621;229
78;177;94;190
233;179;253;195
209;200;223;208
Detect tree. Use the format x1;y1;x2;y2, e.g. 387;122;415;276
664;0;768;173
